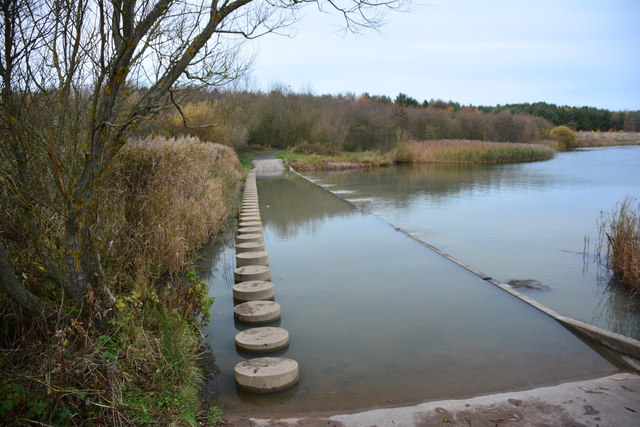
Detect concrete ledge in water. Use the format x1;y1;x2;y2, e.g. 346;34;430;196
233;280;275;301
234;357;298;393
235;327;289;353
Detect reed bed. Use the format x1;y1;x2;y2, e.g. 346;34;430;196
598;197;640;294
395;140;556;164
99;136;242;289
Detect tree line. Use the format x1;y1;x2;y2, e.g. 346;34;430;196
146;88;554;152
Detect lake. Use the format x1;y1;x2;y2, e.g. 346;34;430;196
305;146;640;340
199;149;633;414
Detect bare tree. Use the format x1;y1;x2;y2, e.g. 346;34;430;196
0;0;407;320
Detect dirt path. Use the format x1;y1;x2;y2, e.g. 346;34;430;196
226;373;640;426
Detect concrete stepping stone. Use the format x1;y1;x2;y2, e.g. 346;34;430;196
236;233;263;244
236;241;265;254
238;226;262;234
239;217;261;223
236;251;269;267
233;280;275;301
241;210;260;216
239;221;262;227
234;265;270;282
234;357;299;393
235;327;289;353
233;300;280;323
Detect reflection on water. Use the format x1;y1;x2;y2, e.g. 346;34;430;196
202;173;615;415
306;146;640;339
256;174;354;240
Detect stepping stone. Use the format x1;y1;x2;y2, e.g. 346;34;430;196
233;300;280;323
239;216;261;222
234;265;270;282
234;357;299;393
233;280;275;301
235;327;289;353
242;209;260;215
238;226;262;234
236;233;263;244
236;241;265;254
236;251;269;267
239;221;262;227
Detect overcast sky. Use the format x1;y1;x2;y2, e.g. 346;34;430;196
241;0;640;111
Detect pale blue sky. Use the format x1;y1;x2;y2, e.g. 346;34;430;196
243;0;640;110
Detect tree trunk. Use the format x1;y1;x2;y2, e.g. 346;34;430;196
0;241;45;314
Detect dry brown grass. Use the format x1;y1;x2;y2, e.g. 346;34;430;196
394;140;556;164
598;197;640;294
98;136;242;290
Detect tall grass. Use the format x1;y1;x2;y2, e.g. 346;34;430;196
598;197;640;294
394;140;556;164
99;136;242;290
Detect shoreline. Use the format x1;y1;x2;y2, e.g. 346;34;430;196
225;372;640;426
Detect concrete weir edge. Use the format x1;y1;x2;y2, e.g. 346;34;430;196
288;167;640;369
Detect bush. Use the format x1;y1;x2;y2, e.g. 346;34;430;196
171;100;249;148
550;125;578;150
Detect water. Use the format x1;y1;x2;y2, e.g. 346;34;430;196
305;146;640;340
201;171;616;415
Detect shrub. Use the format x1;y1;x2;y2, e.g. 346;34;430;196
171;100;249;148
550;125;578;150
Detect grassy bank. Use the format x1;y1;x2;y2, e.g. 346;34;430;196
598;197;640;294
1;136;242;425
277;149;394;171
277;139;555;170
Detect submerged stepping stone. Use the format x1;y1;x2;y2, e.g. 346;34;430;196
239;221;262;227
234;265;270;282
234;357;299;393
236;233;263;244
236;241;265;254
235;327;289;353
238;216;261;224
238;226;262;234
236;251;269;267
233;300;280;323
233;280;275;301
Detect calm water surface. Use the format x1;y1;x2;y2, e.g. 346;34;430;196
305;146;640;340
201;171;616;415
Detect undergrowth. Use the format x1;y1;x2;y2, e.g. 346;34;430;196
1;136;241;425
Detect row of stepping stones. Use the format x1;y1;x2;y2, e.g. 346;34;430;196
232;170;299;394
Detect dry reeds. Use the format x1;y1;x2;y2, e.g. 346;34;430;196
98;136;241;289
394;140;556;164
598;197;640;294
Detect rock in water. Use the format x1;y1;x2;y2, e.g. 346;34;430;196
507;279;551;291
